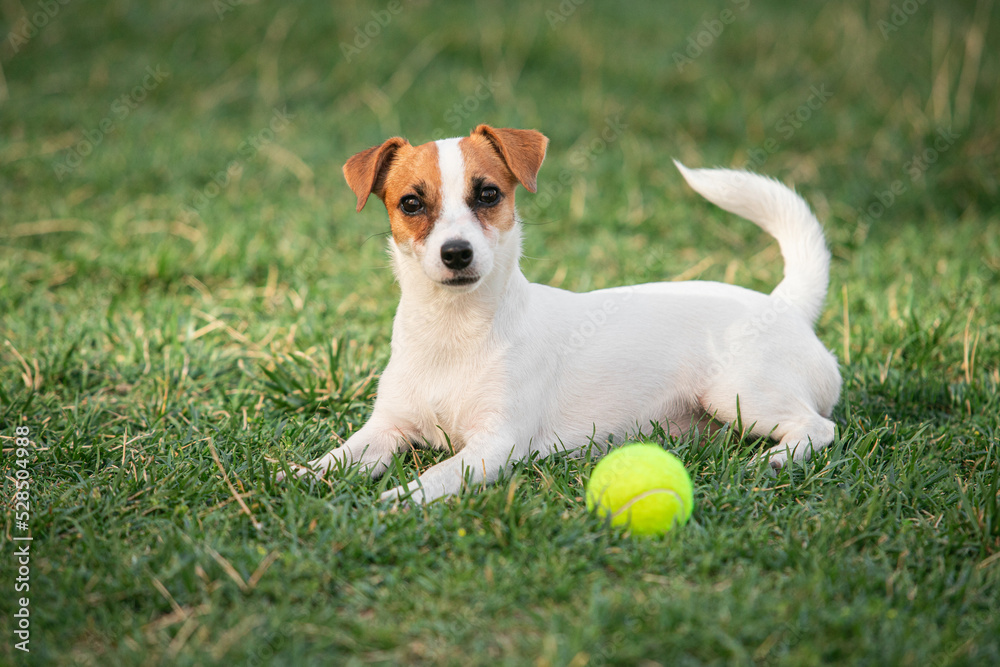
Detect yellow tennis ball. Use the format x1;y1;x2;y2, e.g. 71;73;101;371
586;443;694;536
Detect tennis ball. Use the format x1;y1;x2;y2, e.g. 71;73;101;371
586;443;694;536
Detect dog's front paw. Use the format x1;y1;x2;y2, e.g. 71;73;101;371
748;450;784;477
766;449;789;472
379;480;426;505
378;487;423;505
274;457;332;483
751;441;817;476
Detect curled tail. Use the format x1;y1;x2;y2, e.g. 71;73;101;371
674;161;831;325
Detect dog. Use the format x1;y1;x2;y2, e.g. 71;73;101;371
277;124;841;503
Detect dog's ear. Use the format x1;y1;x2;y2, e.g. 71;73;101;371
472;125;548;193
343;137;410;212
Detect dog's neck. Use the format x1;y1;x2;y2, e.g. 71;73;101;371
390;225;528;351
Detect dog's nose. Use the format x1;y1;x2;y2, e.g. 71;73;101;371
440;239;474;270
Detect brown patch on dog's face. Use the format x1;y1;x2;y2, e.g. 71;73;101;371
344;126;547;249
379;141;442;246
471;125;548;193
458;133;520;234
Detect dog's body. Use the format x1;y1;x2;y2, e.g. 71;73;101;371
281;125;841;503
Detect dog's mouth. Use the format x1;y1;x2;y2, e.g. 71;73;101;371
441;275;480;287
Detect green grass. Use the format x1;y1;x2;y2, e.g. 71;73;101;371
2;0;999;664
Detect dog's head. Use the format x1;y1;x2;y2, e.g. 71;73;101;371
343;125;547;291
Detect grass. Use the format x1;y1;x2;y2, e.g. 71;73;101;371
1;0;999;664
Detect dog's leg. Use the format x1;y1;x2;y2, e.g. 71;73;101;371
699;392;835;472
379;435;521;504
276;417;409;482
752;413;836;471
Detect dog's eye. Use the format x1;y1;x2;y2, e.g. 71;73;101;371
400;195;423;215
477;186;500;206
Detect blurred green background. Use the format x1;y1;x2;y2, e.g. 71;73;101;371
3;0;996;320
1;1;998;665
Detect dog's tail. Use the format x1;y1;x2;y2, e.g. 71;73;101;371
673;161;831;325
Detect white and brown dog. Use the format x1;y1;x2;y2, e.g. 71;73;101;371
279;125;841;503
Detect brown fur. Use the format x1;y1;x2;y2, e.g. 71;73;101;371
459;133;521;233
342;137;409;212
380;142;441;245
471;125;548;193
342;125;548;245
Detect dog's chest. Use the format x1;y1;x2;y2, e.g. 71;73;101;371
390;343;507;449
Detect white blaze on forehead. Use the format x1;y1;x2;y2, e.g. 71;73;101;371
435;138;468;218
418;137;497;284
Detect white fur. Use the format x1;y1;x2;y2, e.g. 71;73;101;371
415;139;496;287
280;149;842;504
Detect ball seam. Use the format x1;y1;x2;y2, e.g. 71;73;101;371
609;488;687;522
